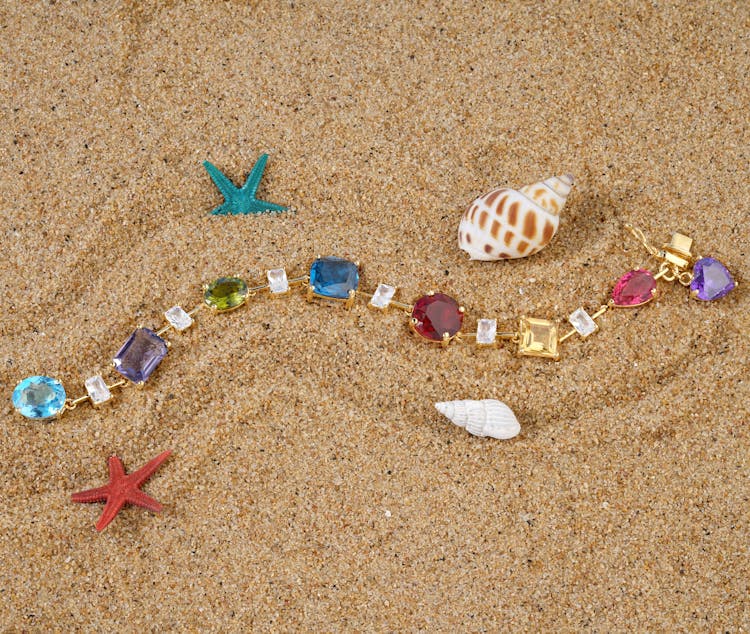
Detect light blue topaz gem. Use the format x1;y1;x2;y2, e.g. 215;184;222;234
309;256;360;300
12;375;67;420
204;153;288;215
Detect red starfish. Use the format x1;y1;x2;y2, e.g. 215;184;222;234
71;450;172;531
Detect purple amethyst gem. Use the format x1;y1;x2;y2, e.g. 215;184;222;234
690;257;735;301
113;328;168;383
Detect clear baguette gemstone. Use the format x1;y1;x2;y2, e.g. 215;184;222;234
85;375;112;405
164;305;193;331
267;268;289;294
476;318;497;345
370;284;396;309
568;308;597;337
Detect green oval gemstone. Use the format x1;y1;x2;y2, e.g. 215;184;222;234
204;276;249;311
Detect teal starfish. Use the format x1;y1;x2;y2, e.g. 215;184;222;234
203;154;287;215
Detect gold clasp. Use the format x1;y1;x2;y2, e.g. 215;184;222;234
624;223;695;285
660;233;693;270
624;223;659;257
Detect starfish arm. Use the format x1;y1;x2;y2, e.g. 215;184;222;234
129;450;172;488
252;199;288;213
242;153;269;196
209;202;232;215
95;495;126;532
203;160;240;200
71;485;111;504
108;456;126;481
228;199;288;215
126;489;164;513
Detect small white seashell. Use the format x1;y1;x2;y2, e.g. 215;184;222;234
458;174;574;260
435;399;521;440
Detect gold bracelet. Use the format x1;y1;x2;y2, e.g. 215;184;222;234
11;223;736;421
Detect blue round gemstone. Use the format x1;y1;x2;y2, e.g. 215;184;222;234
12;375;67;420
309;256;359;299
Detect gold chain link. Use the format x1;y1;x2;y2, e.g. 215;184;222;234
624;223;660;257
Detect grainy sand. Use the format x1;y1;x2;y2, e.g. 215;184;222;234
1;1;748;631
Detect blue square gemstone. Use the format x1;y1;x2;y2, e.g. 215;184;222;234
113;327;168;384
309;256;359;299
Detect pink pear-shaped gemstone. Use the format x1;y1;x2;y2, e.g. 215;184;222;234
612;269;656;306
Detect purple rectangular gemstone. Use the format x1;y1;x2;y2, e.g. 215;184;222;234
113;328;168;383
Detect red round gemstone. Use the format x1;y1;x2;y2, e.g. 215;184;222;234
612;269;656;306
411;293;464;341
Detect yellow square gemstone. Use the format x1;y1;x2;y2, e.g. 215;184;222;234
518;317;560;359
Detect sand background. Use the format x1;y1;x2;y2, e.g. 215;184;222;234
1;1;748;631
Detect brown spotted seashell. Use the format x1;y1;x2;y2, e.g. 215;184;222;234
458;174;574;260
